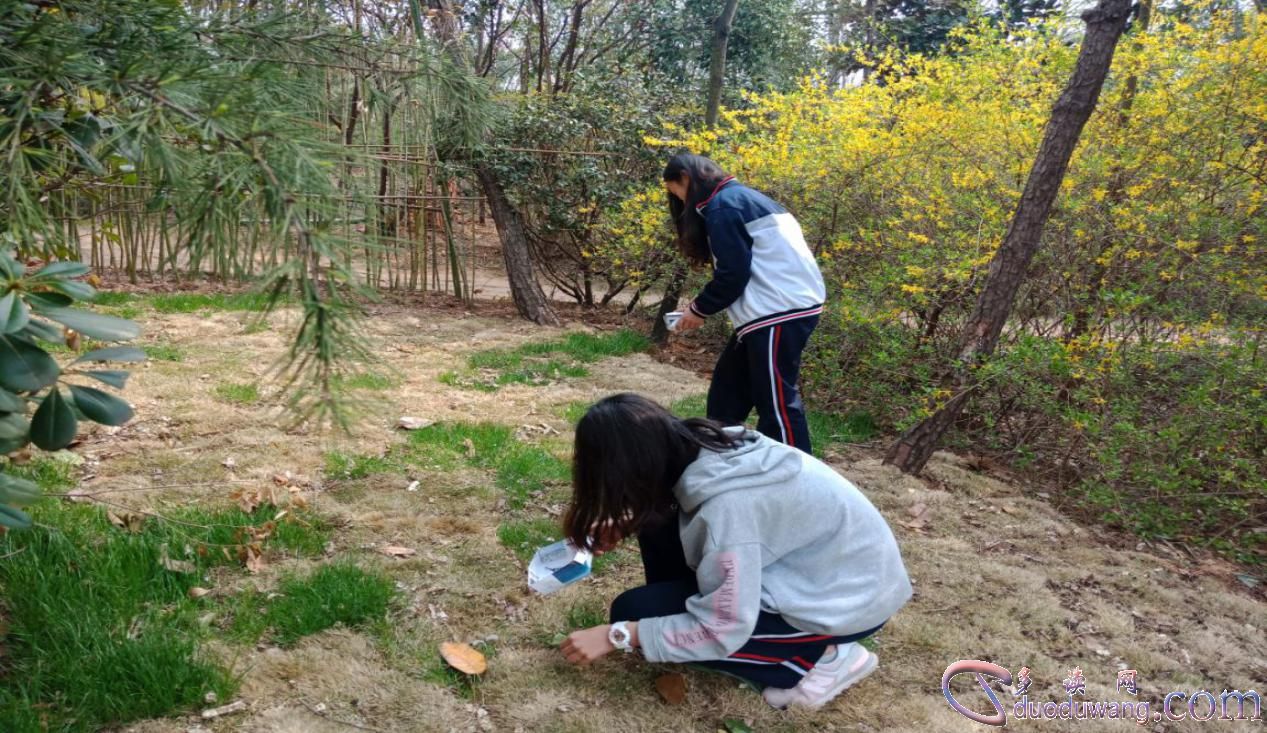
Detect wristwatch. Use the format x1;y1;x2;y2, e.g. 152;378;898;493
608;622;634;653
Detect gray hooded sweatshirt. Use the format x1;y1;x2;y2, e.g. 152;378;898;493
638;429;913;664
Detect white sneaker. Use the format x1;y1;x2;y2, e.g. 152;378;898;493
762;643;878;710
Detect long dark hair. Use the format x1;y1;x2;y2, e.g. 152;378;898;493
664;153;732;267
564;393;740;551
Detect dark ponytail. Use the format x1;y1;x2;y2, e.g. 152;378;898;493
663;153;731;267
564;393;741;551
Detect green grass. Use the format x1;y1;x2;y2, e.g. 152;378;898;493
495;445;571;506
558;400;591;424
92;292;143;320
215;382;260;405
0;505;316;730
807;410;876;446
444;329;650;391
227;563;395;647
325;422;570;509
408;423;569;508
91;292;136;307
5;454;79;492
148;292;273;314
497;517;564;563
195;504;332;558
565;600;608;631
144;344;184;362
669;393;708;418
0;459;331;732
324;450;407;481
334;372;396;391
91;291;284;315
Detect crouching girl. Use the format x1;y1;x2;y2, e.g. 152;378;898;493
558;394;913;710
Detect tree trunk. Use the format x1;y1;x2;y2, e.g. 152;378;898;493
705;0;741;127
476;164;561;326
653;0;741;345
535;0;549;93
651;264;686;344
884;0;1133;475
423;0;560;325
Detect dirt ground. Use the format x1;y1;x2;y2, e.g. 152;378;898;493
78;303;1265;733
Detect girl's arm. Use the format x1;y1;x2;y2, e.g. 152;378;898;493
689;206;753;319
636;541;764;663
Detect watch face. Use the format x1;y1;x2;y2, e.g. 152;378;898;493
611;626;629;644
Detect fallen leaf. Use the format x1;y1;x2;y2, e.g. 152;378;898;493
440;641;487;675
655;673;688;705
1000;505;1018;515
245;521;276;543
406;480;420;492
271;473;291;486
107;510;146;533
229;488;260;514
722;719;754;733
201;700;247;720
240;544;266;574
907;502;928;519
161;556;196;573
462;438;476;458
380;545;417;558
398;416;435;431
188;587;213;599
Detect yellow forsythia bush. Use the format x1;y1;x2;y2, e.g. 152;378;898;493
604;11;1267;562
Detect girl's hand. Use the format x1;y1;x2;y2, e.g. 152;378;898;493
590;521;623;555
675;310;705;333
561;625;615;666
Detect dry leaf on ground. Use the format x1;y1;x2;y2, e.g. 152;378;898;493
107;510;145;533
655;673;687;705
380;545;417;558
440;641;487;675
398;416;435;430
160;556;196;573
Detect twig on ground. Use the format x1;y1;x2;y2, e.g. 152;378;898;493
300;700;387;733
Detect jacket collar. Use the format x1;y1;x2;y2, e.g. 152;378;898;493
694;176;736;214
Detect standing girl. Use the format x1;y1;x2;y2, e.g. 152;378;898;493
664;153;826;454
558;394;912;710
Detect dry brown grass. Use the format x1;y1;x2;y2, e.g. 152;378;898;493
86;306;1264;733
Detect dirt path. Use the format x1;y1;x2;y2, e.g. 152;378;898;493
85;307;1264;733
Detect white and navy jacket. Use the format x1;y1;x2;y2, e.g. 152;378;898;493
688;177;826;340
